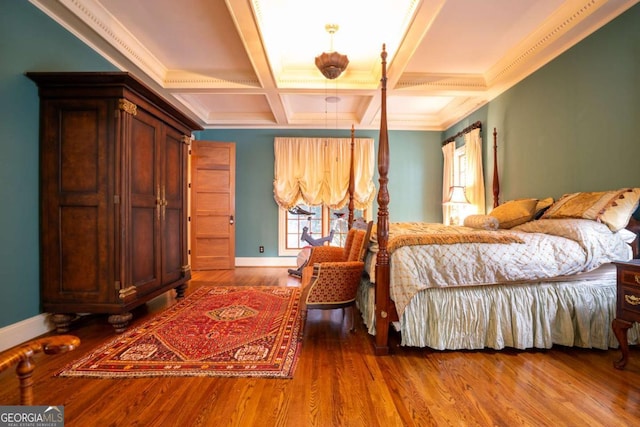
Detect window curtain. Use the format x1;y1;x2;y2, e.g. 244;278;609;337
463;128;486;215
441;141;455;223
273;137;375;210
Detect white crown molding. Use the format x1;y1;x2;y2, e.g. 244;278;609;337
30;0;167;85
395;73;488;94
164;70;262;89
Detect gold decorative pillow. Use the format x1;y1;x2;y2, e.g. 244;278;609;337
489;198;538;229
463;214;500;230
534;197;554;219
542;188;640;231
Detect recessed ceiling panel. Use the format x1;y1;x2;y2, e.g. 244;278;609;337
253;0;418;83
405;0;565;74
102;0;255;72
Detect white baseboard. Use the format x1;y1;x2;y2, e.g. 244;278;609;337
0;314;53;352
235;257;296;267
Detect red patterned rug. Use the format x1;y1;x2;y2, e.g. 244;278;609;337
57;286;302;378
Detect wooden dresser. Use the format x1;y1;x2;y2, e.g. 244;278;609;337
612;259;640;369
27;72;202;333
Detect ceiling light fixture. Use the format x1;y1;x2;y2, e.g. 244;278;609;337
315;24;349;80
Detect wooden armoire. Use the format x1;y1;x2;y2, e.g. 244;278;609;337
27;72;203;333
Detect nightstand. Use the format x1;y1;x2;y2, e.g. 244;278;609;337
612;259;640;369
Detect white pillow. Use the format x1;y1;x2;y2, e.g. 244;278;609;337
618;228;637;244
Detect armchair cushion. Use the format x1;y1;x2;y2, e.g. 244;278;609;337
306;246;347;265
303;261;365;307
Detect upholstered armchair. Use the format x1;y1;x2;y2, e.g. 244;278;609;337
300;221;372;334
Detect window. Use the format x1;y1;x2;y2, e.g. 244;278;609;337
278;205;363;256
454;144;466;187
442;126;485;224
454;144;473;223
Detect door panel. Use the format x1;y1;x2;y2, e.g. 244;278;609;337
191;142;236;270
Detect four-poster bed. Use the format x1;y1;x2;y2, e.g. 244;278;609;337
355;46;640;355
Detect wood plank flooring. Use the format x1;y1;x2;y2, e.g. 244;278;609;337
1;267;639;426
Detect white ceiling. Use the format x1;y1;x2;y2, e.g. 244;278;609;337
30;0;637;130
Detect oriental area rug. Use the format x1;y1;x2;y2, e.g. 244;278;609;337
57;286;302;379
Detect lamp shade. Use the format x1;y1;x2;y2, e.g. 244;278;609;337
315;51;349;79
445;186;470;204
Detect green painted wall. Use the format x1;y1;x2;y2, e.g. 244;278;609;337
195;129;441;257
0;2;638;328
0;1;117;328
449;5;639;206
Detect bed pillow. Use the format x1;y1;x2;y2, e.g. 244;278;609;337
534;197;554;219
463;214;500;230
489;198;538;229
618;228;637;244
542;188;640;232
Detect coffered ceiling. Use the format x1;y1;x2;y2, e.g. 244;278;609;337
30;0;637;130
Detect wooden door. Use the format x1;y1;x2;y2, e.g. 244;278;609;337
190;141;236;270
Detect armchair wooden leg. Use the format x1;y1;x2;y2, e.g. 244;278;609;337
346;305;356;332
299;308;308;341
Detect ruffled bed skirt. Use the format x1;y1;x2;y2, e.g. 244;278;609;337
356;277;640;350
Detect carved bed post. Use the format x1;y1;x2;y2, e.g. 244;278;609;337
348;124;355;229
493;127;500;208
375;45;391;355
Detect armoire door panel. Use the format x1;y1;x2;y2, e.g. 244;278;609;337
164;132;183;202
163;207;182;283
130;207;158;290
129;116;157;196
59;109;101;193
59;206;102;296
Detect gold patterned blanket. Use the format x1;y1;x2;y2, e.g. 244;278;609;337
387;231;523;253
371;222;523;253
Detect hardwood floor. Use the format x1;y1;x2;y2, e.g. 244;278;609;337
2;267;640;426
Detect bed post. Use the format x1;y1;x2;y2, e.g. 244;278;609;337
375;45;391;355
348;124;355;229
493;127;500;208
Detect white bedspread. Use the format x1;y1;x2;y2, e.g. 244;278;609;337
366;219;632;317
